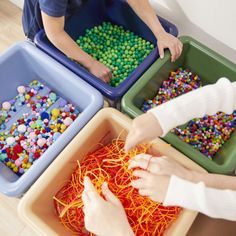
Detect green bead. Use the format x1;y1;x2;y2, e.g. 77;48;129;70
76;21;154;87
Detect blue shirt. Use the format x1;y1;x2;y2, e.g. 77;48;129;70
22;0;83;40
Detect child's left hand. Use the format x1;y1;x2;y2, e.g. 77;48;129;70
82;177;134;236
129;154;192;202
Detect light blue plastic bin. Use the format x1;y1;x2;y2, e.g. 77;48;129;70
0;42;104;197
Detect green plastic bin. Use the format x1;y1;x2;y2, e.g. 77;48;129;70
121;36;236;175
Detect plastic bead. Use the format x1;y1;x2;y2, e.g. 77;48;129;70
17;86;26;94
2;101;11;110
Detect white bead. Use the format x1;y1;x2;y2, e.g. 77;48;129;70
17;86;26;94
6;137;15;145
37;138;46;147
2;101;11;110
18;124;27;133
63;117;73;126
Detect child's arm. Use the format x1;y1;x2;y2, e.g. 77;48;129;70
149;77;236;137
129;155;236;221
125;78;236;151
164;175;236;221
41;12;112;83
127;0;182;62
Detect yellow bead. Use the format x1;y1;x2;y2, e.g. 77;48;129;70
26;163;31;169
6;161;11;167
61;124;66;130
51;108;60;118
13;167;18;173
53;128;58;132
11;163;16;168
25;94;30;100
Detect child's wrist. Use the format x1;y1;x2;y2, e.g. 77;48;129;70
82;55;95;69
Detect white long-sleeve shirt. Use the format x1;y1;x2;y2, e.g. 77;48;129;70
148;77;236;221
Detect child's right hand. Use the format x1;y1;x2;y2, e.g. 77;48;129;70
128;154;193;203
87;58;112;83
124;113;163;151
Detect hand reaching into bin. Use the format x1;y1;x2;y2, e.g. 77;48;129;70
82;176;134;236
41;12;112;83
128;154;180;203
124;112;163;151
125;78;236;221
127;0;183;62
87;58;112;83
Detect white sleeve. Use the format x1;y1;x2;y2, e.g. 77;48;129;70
163;175;236;221
148;77;236;136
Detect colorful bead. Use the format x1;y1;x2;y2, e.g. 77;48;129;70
142;68;236;159
0;80;80;176
6;136;15;146
17;86;26;94
2;101;11;110
18;124;27;133
63;117;73;126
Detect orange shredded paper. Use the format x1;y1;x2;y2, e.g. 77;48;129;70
54;139;181;235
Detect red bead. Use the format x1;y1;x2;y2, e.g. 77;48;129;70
19;136;26;141
71;114;77;120
34;152;40;159
28;92;34;97
11;154;18;161
35;130;40;135
13;144;23;154
5;148;11;155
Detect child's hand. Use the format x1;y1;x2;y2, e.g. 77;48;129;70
124;113;163;151
129;154;192;180
87;59;112;83
157;31;183;62
129;155;192;202
82;177;134;236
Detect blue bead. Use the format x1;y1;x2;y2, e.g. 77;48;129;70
45;127;51;132
41;112;50;120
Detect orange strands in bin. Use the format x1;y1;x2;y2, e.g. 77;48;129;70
53;139;181;235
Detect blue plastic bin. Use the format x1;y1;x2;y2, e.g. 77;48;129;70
34;0;178;101
0;42;103;197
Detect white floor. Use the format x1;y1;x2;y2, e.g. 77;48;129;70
0;194;36;236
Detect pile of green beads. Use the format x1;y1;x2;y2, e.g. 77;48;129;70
76;22;154;87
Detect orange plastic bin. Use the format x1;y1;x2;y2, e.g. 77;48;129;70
18;108;205;236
